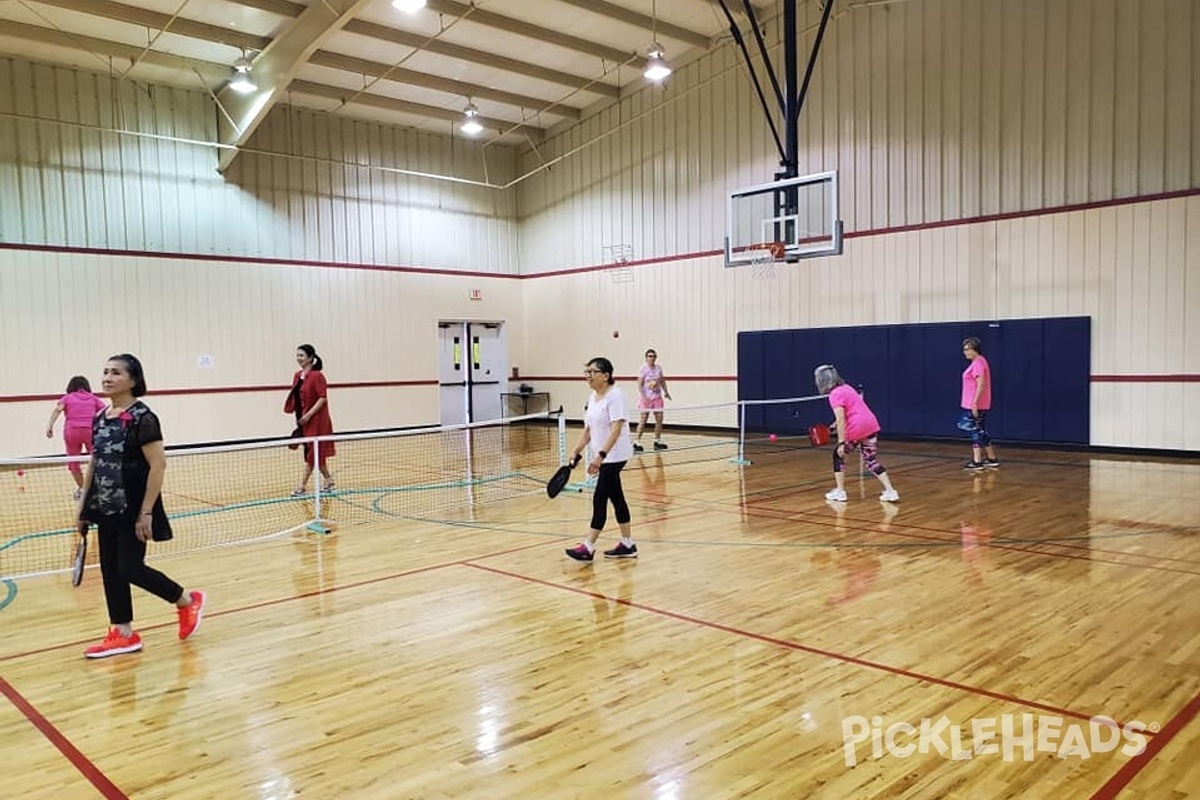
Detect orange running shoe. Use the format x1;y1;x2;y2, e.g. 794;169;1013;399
177;590;207;640
84;628;143;659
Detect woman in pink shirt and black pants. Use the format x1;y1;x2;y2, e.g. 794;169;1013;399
46;375;107;499
815;365;900;504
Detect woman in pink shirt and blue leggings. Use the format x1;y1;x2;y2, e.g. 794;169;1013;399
814;365;900;504
961;337;999;470
46;375;107;498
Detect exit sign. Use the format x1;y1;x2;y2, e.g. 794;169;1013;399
469;289;482;300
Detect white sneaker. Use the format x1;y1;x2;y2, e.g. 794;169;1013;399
825;488;847;502
880;489;900;503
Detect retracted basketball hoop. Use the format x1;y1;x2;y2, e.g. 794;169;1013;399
725;171;843;268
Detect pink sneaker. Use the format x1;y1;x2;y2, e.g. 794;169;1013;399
177;590;207;640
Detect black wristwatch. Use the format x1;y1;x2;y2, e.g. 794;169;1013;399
598;450;607;458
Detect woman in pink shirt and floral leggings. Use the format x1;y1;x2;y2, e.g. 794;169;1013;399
46;375;107;499
815;364;900;504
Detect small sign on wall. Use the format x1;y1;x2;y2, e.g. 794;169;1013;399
198;354;215;368
469;289;482;301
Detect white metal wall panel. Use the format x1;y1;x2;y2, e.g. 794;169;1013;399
514;194;1198;450
0;57;519;274
515;0;1198;274
0;245;524;454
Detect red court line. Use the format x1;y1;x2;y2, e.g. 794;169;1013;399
739;477;1200;568
0;539;550;663
463;562;1154;734
1022;539;1200;568
0;677;128;799
1089;691;1200;800
626;467;1200;578
731;493;1200;577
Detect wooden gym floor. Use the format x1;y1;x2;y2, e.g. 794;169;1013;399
1;437;1198;799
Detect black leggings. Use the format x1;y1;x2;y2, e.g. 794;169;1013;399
591;461;631;531
96;515;184;625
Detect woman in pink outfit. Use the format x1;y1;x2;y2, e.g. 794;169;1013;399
633;348;672;452
46;375;108;498
814;364;899;504
960;337;999;470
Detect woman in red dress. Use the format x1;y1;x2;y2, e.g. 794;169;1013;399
285;344;336;495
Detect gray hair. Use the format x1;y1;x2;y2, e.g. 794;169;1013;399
814;364;843;395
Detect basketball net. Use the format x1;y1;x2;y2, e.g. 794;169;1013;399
749;242;783;280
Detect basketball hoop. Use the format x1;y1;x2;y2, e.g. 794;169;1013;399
748;242;784;280
603;243;635;284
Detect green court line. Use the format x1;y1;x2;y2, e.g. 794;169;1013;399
0;580;16;612
0;472;543;558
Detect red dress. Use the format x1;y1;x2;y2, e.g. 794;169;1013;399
285;369;335;466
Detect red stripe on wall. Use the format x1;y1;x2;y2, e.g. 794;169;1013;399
0;242;519;280
2;189;1195;280
517;375;738;383
523;187;1200;278
0;379;438;404
4;375;1196;405
1091;375;1200;383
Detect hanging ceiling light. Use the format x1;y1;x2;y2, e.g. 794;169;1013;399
461;102;483;135
228;55;256;94
643;43;671;82
391;0;426;11
643;0;670;82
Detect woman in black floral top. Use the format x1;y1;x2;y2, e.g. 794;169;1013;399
77;354;207;659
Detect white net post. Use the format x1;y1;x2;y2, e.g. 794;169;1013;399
558;415;567;466
731;401;751;465
308;438;331;533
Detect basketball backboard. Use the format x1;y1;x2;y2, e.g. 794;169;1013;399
725;171;842;267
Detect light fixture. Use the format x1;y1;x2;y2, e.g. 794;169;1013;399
229;55;256;94
643;43;671;82
643;0;671;82
391;0;426;12
461;102;483;135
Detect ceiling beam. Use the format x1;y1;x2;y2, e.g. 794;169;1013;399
230;0;652;71
422;0;644;69
219;0;303;16
30;0;266;52
340;19;621;99
216;0;376;171
0;20;534;146
308;51;580;120
0;18;228;77
27;0;622;101
552;0;712;50
287;79;535;141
